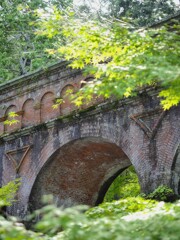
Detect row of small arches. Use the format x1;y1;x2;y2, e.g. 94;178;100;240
0;78;100;135
0;84;76;134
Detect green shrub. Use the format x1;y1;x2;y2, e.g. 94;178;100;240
0;182;180;240
0;179;41;240
0;179;21;207
86;197;156;219
0;196;180;240
0;215;44;240
145;185;178;202
32;198;180;240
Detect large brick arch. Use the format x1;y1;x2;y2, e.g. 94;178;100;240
16;118;147;216
28;137;131;211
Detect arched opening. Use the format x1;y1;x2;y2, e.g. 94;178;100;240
28;137;132;212
4;105;21;133
60;85;75;115
22;99;36;127
0;115;5;135
40;92;59;122
80;77;104;108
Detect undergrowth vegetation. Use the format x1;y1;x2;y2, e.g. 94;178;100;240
0;174;179;239
1;196;180;240
104;166;140;202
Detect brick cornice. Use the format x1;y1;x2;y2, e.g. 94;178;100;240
0;92;161;141
0;61;81;104
0;61;67;91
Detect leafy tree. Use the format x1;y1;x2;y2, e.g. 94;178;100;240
76;0;178;26
38;9;180;109
0;0;72;82
0;0;178;84
102;0;178;26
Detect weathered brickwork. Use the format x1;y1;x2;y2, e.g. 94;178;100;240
0;62;82;134
0;61;179;217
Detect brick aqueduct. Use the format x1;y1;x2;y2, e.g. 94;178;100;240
0;61;179;217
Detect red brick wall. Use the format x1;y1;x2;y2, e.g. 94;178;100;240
60;85;75;115
22;99;36;127
40;92;59;122
0;66;101;135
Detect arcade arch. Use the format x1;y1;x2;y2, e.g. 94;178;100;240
29;137;132;211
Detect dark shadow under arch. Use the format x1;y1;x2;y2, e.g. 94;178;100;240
171;145;180;194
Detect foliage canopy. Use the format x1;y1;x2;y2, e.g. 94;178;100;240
0;1;179;110
38;8;180;109
0;0;72;82
101;0;178;26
